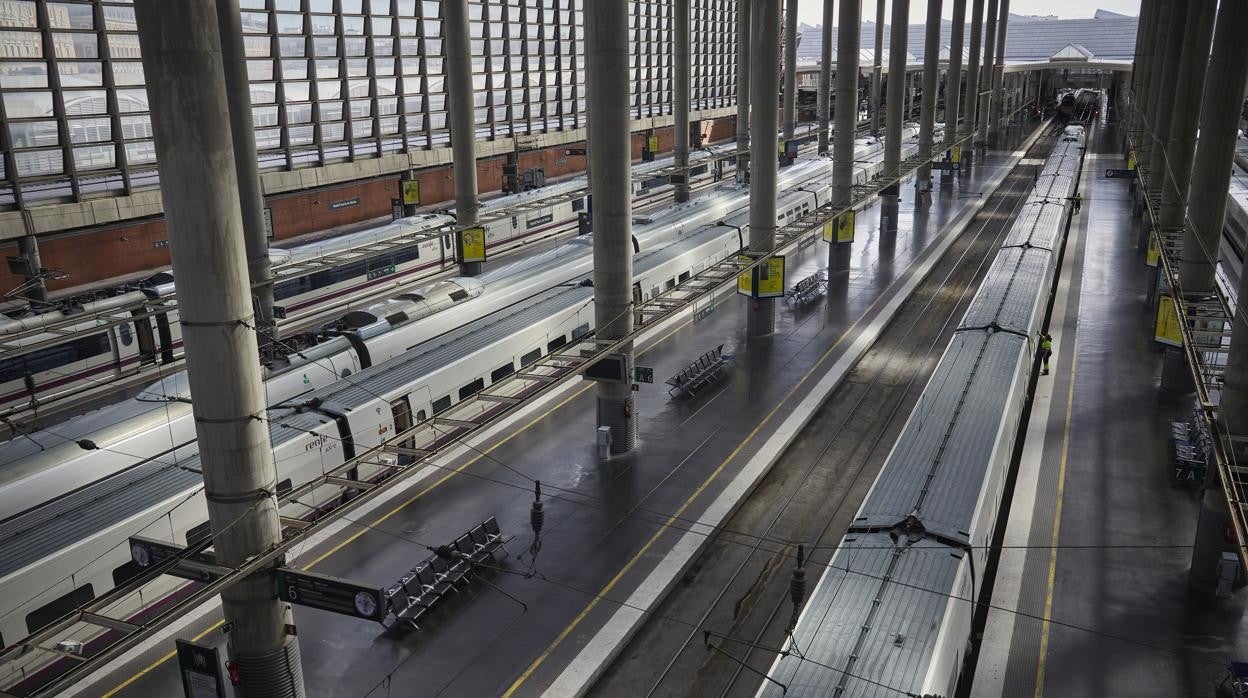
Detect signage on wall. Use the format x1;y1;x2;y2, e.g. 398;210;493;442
401;179;420;205
329;197;360;211
263;207;274;239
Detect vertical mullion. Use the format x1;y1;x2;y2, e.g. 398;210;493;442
335;2;355;160
365;3;380;155
36;0;81;202
394;0;410;154
417;0;432;148
267;1;293;170
0;83;26;210
482;1;496;141
306;3;327;166
95;1;131;196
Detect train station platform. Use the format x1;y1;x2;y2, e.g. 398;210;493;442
79;126;1044;698
973;124;1248;696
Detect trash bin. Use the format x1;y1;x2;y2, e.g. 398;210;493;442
596;426;613;461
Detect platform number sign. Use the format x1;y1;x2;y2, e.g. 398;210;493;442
276;567;386;622
634;366;654;384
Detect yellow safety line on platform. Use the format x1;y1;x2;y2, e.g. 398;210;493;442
102;315;699;696
1033;335;1078;697
504;292;890;696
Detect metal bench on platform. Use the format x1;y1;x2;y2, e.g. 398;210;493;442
785;271;827;307
381;517;507;631
665;344;731;399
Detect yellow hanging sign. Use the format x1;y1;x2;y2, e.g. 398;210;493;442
1145;231;1160;268
647;135;660;153
1154;295;1183;347
458;226;487;263
736;255;787;298
401;179;421;205
1127;150;1137;171
950;146;962;164
822;211;855;243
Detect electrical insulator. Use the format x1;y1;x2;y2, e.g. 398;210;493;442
789;544;807;611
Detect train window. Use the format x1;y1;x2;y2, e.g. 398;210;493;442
0;333;111;384
186;521;213;547
520;348;541;367
547;335;567;352
449;289;468;302
678;271;690;283
458;378;484;400
665;278;676;290
273;276;310;301
112;560;144;587
491;363;515;382
571;197;585;212
432;395;452;414
26;584;94;635
118;322;133;346
385;312;409;326
572;323;589;340
277;478;293;496
393;244;421;265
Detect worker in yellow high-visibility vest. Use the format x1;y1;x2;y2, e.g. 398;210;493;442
1040;333;1054;375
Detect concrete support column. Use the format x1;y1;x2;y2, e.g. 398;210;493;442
1179;0;1248;294
1145;0;1188;203
830;0;860;271
445;0;481;276
586;0;636;454
945;0;967;152
987;0;1009;147
916;0;943;196
977;0;999;149
882;0;910;236
870;0;885;136
782;0;798;142
674;0;691;202
817;0;833;155
1137;0;1174;181
1129;0;1159;139
217;0;274;339
747;0;781;337
832;0;861;214
1157;0;1215;255
963;0;983;151
16;233;46;304
735;0;751;181
134;2;304;694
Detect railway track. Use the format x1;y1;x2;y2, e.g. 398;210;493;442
590;121;1063;698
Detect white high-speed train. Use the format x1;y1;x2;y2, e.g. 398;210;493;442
0;127;931;690
761;126;1085;697
0;126;929;527
0;142;739;420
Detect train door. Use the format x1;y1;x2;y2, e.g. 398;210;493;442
154;311;176;363
130;310;157;365
106;326;124;378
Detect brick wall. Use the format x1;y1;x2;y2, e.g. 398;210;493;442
2;116;737;298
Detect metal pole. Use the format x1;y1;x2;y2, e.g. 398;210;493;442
916;0;943;196
817;0;834;154
1146;0;1187;203
675;0;691;201
134;1;304;694
217;0;274;340
987;0;1009;147
735;0;751;182
748;0;781;337
17;233;46;304
977;0;998;149
870;0;885;136
445;0;481;276
962;0;984;152
587;0;636;454
945;0;967;152
783;0;798;142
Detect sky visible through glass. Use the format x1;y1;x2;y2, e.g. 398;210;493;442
797;0;1142;26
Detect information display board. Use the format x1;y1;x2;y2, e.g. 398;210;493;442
823;211;855;244
1145;231;1161;268
401;179;420;205
736;255;786;299
176;640;225;698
